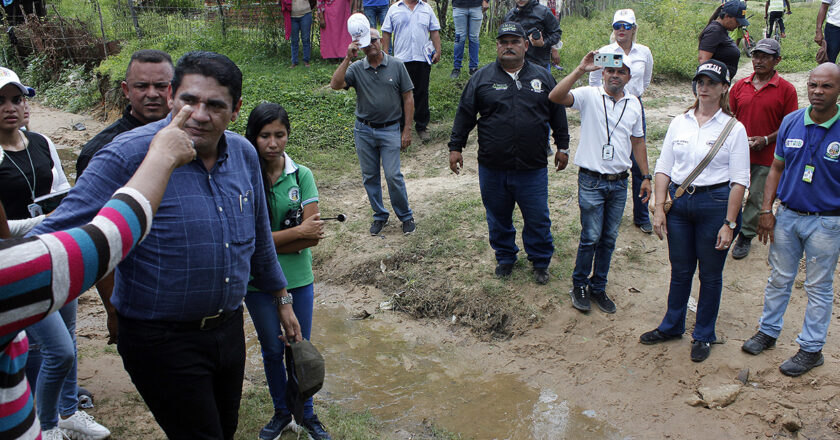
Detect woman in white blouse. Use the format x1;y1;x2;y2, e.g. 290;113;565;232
639;59;750;363
589;8;655;233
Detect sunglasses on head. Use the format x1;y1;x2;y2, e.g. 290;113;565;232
613;22;634;30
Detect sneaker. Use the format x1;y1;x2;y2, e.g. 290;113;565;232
301;415;332;440
637;222;653;234
417;129;431;143
468;67;478;75
370;219;387;235
42;428;69;440
58;410;110;440
533;267;549;285
569;285;590;312
639;329;682;345
401;218;416;235
259;412;299;440
741;330;776;355
691;340;711;362
495;263;513;278
779;349;824;377
731;235;752;260
450;68;460;79
589;288;616;314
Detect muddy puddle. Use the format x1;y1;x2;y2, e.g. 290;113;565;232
245;285;628;440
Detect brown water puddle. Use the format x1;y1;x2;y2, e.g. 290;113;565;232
245;286;628;440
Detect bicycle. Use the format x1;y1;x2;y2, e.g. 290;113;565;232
740;14;756;56
767;15;781;43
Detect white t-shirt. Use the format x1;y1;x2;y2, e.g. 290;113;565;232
655;109;750;188
588;42;654;98
823;0;840;28
570;86;644;174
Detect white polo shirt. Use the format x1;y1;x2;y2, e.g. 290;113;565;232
570;86;644;174
823;0;840;28
655;109;750;188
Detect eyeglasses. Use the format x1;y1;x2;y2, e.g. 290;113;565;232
613;22;634;30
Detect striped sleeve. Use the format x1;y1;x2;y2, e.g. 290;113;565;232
0;187;153;336
0;332;39;440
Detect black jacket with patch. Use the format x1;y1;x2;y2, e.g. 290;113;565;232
503;0;561;66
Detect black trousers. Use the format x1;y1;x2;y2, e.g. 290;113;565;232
767;11;786;37
117;308;246;440
404;61;431;131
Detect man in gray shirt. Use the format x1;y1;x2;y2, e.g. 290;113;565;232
330;24;416;235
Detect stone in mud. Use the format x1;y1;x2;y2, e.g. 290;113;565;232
697;384;741;408
736;368;749;384
780;413;801;432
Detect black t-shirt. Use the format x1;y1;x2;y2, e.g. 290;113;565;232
0;131;54;219
698;21;740;80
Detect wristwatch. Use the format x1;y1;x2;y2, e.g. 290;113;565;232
642;174;653;180
272;295;294;307
558;148;570;155
724;218;737;230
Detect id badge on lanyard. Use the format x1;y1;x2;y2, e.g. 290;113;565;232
602;144;614;161
801;126;830;184
602;96;627;163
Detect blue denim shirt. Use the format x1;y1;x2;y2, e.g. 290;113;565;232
30;116;287;321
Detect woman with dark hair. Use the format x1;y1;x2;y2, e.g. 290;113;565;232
243;103;331;440
640;60;750;363
698;0;748;81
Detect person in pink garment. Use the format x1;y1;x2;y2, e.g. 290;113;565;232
318;0;356;59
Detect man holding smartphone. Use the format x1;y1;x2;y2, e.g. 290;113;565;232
549;50;651;314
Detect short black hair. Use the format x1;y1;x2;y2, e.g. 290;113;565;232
124;49;173;79
171;51;242;106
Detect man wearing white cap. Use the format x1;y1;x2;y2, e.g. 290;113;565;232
331;14;417;236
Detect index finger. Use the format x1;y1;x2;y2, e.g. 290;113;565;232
170;105;194;129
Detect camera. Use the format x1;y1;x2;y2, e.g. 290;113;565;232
279;207;303;230
528;28;541;41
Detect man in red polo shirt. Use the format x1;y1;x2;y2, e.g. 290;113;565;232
729;38;799;259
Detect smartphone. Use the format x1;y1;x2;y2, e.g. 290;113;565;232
594;52;623;68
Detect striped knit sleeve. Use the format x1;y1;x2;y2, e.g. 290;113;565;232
0;187;153;337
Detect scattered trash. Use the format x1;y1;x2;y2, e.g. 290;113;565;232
451;315;457;324
736;368;749;385
628;287;641;293
77;387;94;409
687;296;698;313
582;409;597;418
71;122;86;131
379;300;393;310
380;260;386;274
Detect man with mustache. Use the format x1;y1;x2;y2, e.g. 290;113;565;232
31;51;301;438
549;50;651;314
449;22;569;284
741;62;840;377
728;39;798;259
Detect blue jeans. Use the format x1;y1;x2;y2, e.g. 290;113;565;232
756;206;840;352
478;165;553;268
364;4;388;29
291;12;312;65
630;98;650;226
452;6;482;70
353;120;413;222
245;284;315;418
572;172;627;291
826;22;840;63
657;185;738;343
25;300;79;429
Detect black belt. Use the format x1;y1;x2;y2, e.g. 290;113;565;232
356;117;400;129
167;307;242;331
579;167;629;181
670;181;729;194
782;203;840;217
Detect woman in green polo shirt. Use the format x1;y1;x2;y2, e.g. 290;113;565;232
244;103;331;440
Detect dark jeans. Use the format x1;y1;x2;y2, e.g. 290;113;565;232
404;61;431;131
478;165;553;268
117;308;246;440
630;97;649;226
364;4;387;28
657;185;739;343
826;22;840;63
572;171;627;291
766;11;786;37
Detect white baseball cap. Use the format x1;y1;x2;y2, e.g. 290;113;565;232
347;13;372;48
613;9;636;26
0;67;35;98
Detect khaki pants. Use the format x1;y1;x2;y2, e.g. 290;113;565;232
741;163;770;239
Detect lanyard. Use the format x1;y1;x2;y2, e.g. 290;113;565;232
805;124;830;165
602;95;628;146
2;137;36;201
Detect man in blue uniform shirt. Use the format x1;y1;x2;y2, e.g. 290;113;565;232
742;62;840;377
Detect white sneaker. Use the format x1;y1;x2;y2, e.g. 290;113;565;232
58;411;111;440
42;427;69;440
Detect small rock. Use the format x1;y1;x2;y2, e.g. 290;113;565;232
736;368;750;384
685;396;705;407
697;384;741;408
780;414;801;432
351;309;371;320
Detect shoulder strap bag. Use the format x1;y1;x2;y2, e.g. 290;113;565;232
649;116;738;214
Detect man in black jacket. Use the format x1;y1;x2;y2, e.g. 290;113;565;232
448;22;570;284
504;0;561;68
